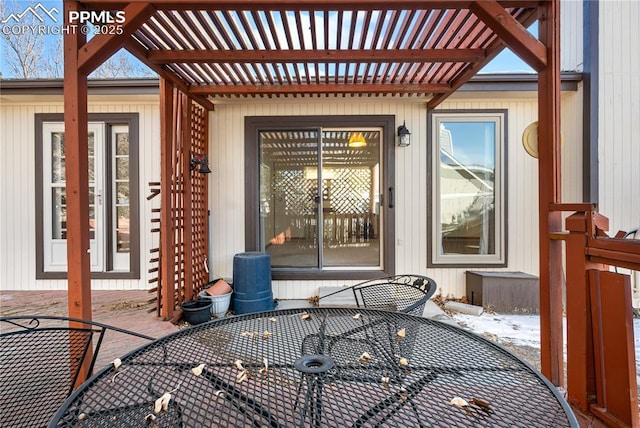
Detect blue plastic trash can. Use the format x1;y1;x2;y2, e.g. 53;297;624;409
232;252;274;314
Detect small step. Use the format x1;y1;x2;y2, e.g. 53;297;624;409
318;286;358;307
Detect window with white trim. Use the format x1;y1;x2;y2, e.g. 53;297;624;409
36;113;139;279
428;110;507;267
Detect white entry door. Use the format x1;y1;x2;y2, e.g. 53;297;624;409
42;122;105;272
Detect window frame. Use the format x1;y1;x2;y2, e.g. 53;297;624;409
35;113;140;279
245;115;396;280
427;109;508;267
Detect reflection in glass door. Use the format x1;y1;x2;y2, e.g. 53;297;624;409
259;128;382;270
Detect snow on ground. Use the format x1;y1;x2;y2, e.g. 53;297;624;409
451;312;553;349
450;311;640;386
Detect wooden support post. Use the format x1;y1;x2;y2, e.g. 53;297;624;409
565;211;608;412
537;0;564;387
160;78;176;319
64;1;92;386
182;95;193;301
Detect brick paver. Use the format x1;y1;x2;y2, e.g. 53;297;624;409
0;289;179;369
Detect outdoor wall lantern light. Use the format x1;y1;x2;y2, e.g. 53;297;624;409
397;121;411;147
190;153;212;174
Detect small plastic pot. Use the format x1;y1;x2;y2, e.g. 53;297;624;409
181;299;213;325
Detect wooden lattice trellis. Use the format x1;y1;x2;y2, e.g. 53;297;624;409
152;78;210;320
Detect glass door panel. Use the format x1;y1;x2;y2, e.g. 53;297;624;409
260;129;320;268
259;127;383;271
321;129;381;268
43;123;104;271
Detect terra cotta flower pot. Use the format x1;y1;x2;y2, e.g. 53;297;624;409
204;278;232;296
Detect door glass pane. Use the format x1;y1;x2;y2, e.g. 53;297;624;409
116;207;130;253
88;188;96;240
88;132;95;182
115;158;129;180
51;132;65;183
321;130;380;267
50;133;97;240
113;129;130;260
438;121;496;255
51;187;66;239
260;130;319;268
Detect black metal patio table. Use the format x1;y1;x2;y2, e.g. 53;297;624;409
49;307;578;427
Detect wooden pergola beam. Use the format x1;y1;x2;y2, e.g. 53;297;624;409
189;82;451;96
470;0;546;72
147;49;486;64
125;39;215;111
77;2;156;75
427;6;538;108
82;0;540;11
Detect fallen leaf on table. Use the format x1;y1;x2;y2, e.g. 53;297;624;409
234;359;245;371
301;312;312;321
262;330;272;340
450;397;469;408
191;363;206;376
154;393;171;413
398;357;409;367
112;358;122;369
358;352;372;363
352;313;362;320
470;397;492;412
269;317;277;322
396;328;406;339
236;370;248;383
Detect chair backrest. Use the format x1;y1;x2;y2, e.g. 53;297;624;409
0;316;153;428
353;281;430;316
378;274;438;300
318;274;438;316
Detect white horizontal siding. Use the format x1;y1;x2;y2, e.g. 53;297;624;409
0;99;160;291
209;92;583;299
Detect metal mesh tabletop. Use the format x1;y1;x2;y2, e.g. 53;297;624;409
50;308;578;427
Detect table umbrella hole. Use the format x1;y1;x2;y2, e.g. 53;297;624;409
294;355;335;374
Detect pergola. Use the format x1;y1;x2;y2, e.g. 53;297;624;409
61;1;638;425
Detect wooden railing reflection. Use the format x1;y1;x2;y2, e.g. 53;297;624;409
297;213;377;247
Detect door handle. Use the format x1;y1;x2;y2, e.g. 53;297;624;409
388;187;394;208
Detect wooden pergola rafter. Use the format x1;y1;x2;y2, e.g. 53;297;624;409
63;0;565;401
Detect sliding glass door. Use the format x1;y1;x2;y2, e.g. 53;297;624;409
259;128;382;270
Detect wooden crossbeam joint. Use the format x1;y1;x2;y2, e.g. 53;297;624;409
77;2;156;75
470;0;546;72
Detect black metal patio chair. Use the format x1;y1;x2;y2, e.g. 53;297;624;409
0;315;155;428
319;274;438;316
